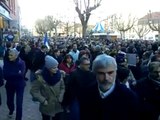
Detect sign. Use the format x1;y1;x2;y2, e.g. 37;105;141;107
127;54;137;66
0;6;11;20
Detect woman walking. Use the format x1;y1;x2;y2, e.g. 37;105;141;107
30;55;65;120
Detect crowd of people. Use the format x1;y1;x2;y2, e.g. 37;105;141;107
0;37;160;120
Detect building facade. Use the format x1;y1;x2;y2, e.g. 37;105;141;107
0;0;20;40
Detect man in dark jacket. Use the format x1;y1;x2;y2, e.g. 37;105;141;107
62;57;97;120
27;45;47;82
63;55;140;120
3;48;26;120
91;54;140;120
132;61;160;120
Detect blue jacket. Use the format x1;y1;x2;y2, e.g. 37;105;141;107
3;57;26;87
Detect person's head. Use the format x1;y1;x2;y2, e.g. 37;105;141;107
53;49;60;56
92;54;117;92
6;41;12;49
72;43;77;52
63;54;73;64
150;55;160;62
41;45;48;53
148;61;160;82
116;53;127;67
142;51;152;60
95;45;101;52
79;57;90;71
45;55;59;74
9;48;19;61
24;44;31;54
78;50;90;59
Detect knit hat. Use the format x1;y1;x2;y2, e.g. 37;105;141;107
45;55;58;69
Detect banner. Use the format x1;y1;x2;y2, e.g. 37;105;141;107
127;54;136;66
43;33;50;49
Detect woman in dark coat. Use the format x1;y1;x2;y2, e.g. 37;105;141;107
59;54;76;75
3;48;26;120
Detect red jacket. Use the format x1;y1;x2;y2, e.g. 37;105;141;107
59;62;76;74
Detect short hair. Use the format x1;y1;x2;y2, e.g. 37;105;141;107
9;48;20;57
53;49;59;53
41;45;47;49
150;55;159;62
78;50;90;59
92;54;117;73
6;41;12;48
79;57;90;64
63;54;73;63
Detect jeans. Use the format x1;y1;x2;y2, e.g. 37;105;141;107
5;83;25;120
69;99;80;120
30;70;36;82
42;113;61;120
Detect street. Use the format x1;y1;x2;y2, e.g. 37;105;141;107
0;71;41;120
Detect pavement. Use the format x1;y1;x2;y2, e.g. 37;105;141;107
0;71;41;120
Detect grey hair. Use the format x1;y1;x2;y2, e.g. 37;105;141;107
92;54;117;73
9;48;20;57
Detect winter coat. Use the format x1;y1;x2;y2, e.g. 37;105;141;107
27;48;45;72
96;81;140;120
30;74;65;117
62;68;97;120
3;57;26;87
132;77;160;120
59;62;76;74
63;71;140;120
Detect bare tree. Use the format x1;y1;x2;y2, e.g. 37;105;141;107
35;19;48;36
64;22;73;36
115;14;136;39
134;24;150;39
148;10;160;40
45;16;61;37
21;26;31;36
74;0;102;38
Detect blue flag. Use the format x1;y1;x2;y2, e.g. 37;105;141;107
43;33;49;49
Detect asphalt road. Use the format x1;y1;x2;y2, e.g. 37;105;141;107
0;71;41;120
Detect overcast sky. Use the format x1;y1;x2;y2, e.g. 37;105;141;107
18;0;160;29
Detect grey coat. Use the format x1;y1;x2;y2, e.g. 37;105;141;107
30;74;65;117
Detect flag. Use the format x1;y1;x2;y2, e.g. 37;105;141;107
43;33;50;49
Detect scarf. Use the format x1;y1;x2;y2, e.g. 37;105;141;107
42;68;61;86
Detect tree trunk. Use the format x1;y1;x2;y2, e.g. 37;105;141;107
66;23;69;36
120;32;123;39
55;28;57;37
82;22;87;38
123;31;125;40
158;31;160;41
